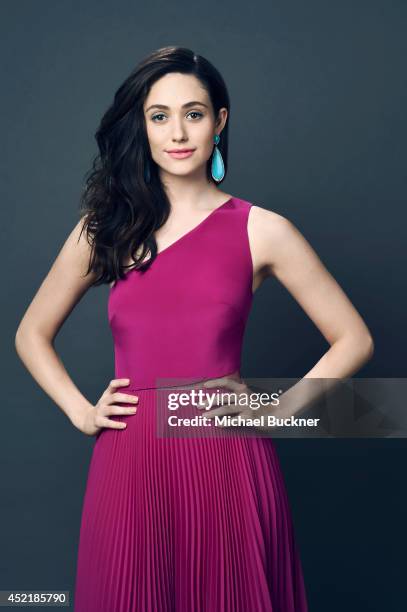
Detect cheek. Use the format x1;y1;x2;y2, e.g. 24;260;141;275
202;124;216;148
201;138;215;159
199;123;214;142
146;128;162;150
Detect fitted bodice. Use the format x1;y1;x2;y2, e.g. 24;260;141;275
108;197;254;390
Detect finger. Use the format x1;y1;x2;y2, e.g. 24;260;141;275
190;376;227;390
201;377;243;393
108;404;138;415
205;404;242;418
196;399;219;410
110;392;139;404
97;415;128;429
201;377;228;388
194;395;221;410
108;378;130;391
198;385;248;410
194;402;206;410
197;398;226;411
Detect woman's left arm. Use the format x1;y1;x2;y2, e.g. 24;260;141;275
249;206;374;378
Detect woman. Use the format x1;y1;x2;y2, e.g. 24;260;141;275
15;46;373;611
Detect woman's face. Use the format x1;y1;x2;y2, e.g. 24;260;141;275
143;72;227;180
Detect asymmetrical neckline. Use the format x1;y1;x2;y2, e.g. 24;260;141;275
110;196;234;290
152;195;234;258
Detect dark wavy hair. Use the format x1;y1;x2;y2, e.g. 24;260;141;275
78;46;231;286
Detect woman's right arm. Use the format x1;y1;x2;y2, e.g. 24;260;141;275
14;217;138;435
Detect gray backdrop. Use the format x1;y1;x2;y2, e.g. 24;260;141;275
1;1;406;610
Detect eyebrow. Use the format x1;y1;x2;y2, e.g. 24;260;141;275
145;101;209;113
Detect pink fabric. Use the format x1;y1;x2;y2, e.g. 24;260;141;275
74;197;308;611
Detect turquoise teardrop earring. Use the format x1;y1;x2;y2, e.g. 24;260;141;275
211;134;225;182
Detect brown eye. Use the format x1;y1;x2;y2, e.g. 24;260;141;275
187;111;203;120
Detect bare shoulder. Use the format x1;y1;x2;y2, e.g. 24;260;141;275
66;215;93;256
248;204;300;273
249;204;293;236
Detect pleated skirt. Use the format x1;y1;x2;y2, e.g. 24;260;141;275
73;388;308;611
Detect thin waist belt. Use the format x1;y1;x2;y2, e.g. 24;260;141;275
125;371;241;393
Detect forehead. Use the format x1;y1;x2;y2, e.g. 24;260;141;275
144;72;209;108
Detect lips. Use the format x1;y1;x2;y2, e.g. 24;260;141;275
166;149;196;159
166;149;195;153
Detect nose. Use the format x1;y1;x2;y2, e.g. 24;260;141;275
171;117;188;142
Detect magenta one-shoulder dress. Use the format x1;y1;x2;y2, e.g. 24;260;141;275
74;196;308;611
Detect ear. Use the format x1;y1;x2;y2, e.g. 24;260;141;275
215;107;228;132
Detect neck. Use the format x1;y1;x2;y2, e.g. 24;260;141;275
158;169;223;213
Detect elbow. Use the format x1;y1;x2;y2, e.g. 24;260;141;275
14;324;40;359
15;326;26;358
366;334;374;361
360;333;374;363
15;324;53;355
338;329;374;367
